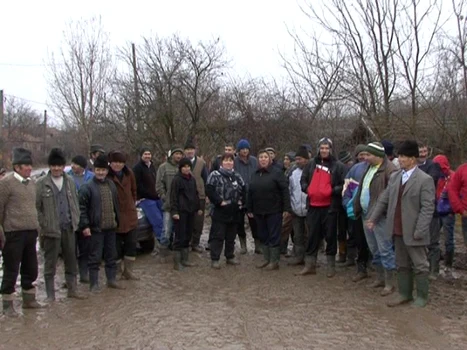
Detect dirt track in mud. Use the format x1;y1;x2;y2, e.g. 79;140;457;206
1;228;467;350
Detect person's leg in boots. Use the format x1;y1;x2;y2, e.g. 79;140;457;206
121;231;139;280
288;215;306;266
296;208;323;276
427;216;441;280
1;232;24;316
324;211;338;278
336;209;347;263
237;213;248;254
352;218;369;282
104;231;125;289
264;213;283;271
181;212;197;267
163;210;174;250
248;215;261;254
344;217;357;267
61;228;87;299
362;215;384;288
225;224;239;266
441;214;455;274
255;215;270;268
20;230;43;309
172;214;185;270
373;217;396;296
139;199;166;255
388;236;415;307
77;233;91;283
43;236;60;302
115;233;124;277
88;231;105;293
280;212;293;255
191;199;206;252
210;220;225;269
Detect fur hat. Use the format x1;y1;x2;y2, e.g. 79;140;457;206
170;146;184;157
178;157;192;170
93;155;109;169
90;144;105;154
236;139;251;151
338;150;352;164
365;142;386;158
139;147;151;157
398;140;419;158
295;145;310;159
71;155;87;169
12;147;32;166
381;140;394;156
108;151;126;163
48;148;66;166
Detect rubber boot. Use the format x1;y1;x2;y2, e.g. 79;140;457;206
413;273;429;307
336;241;347;263
444;251;454;269
387;270;414;307
380;269;396;296
429;253;440;281
369;265;385;288
280;239;288;255
239;236;247;255
352;262;369;282
66;276;88;300
265;247;280;271
226;257;240;265
256;245;270;268
78;260;89;284
116;260;123;279
181;248;197;267
326;255;336;278
295;255;317;276
343;246;357;267
89;270;101;293
107;280;126;290
211;260;221;269
44;276;56;302
151;237;160;256
22;290;45;309
2;295;18;317
254;239;262;254
122;256;140;280
288;246;305;266
173;251;183;271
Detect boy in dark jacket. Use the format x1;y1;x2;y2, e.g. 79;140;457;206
170;158;202;270
79;155;125;292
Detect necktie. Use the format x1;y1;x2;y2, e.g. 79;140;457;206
402;172;409;185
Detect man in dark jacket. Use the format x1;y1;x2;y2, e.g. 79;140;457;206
87;144;105;171
133;147;168;256
79;155;124;292
210;142;235;173
297;138;346;278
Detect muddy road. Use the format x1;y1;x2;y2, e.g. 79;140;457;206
1;229;467;350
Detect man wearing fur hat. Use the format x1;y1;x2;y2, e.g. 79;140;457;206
183;140;208;252
87;144;105;171
298;137;346;278
0;148;44;316
78;154;125;292
234;139;259;254
156;146;184;248
354;142;397;296
367;140;435;307
36;148;86;301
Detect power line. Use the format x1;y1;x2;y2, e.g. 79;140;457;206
3;93;49;106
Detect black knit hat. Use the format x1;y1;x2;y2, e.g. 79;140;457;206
354;144;367;157
90;144;105;154
94;154;109;169
170;145;184;157
71;155;87;169
295;145;310;159
178;157;192;170
139;147;151;157
108;151;126;163
338;150;352;164
12;147;32;166
398;140;419;158
184;140;196;150
48;148;66;166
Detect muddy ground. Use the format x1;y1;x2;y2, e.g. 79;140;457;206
1;224;467;350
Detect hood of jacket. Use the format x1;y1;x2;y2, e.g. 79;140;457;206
433;155;451;176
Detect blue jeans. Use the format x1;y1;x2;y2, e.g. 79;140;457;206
139;199;167;246
440;214;455;254
362;216;395;270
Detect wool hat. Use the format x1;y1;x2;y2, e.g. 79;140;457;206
93;154;109;169
338;150;352;164
139;147;151;157
170;146;184;157
48;148;66;166
108;151;126;163
317;137;333;149
12;147;33;166
354;144;367;156
90;144;105;154
295;145;310;159
365;142;386;158
178;157;192;170
285;151;296;161
265;147;276;154
381;140;394;156
398;140;419;158
236;139;251;151
71;155;87;169
184;140;196;150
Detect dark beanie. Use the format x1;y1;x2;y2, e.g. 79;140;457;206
108;151;126;163
48;148;66;166
285;152;296;161
381;140;394;156
265;147;276;154
170;145;184;157
71;155;87;169
90;144;105;154
178;157;192;170
236;139;251;151
398;140;419;158
338;150;352;164
139;147;151;157
184;140;196;150
295;145;310;159
354;144;367;156
12;147;33;166
365;142;386;158
93;155;109;169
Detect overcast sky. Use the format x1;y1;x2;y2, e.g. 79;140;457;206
1;0;310;114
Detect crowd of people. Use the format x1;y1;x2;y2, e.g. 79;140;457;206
0;136;466;317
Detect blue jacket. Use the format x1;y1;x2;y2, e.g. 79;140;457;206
67;169;94;191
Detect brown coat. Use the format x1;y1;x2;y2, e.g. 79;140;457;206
107;166;138;234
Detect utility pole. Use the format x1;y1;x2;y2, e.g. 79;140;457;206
43;110;47;156
132;43;141;132
0;90;4;164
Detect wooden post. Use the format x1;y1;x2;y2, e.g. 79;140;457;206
43;110;47;156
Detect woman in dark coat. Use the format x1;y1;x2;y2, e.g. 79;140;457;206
206;153;246;269
247;150;292;270
107;151;139;280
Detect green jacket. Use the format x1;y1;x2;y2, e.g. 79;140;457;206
36;172;80;237
156;159;179;211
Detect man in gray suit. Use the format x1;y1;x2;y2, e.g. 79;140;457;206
367;140;435;308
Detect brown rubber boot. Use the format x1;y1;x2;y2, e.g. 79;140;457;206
122;257;140;280
295;256;316;276
22;289;46;309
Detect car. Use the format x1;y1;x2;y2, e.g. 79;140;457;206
135;204;155;251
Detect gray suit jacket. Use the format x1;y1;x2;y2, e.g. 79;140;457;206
369;167;435;246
